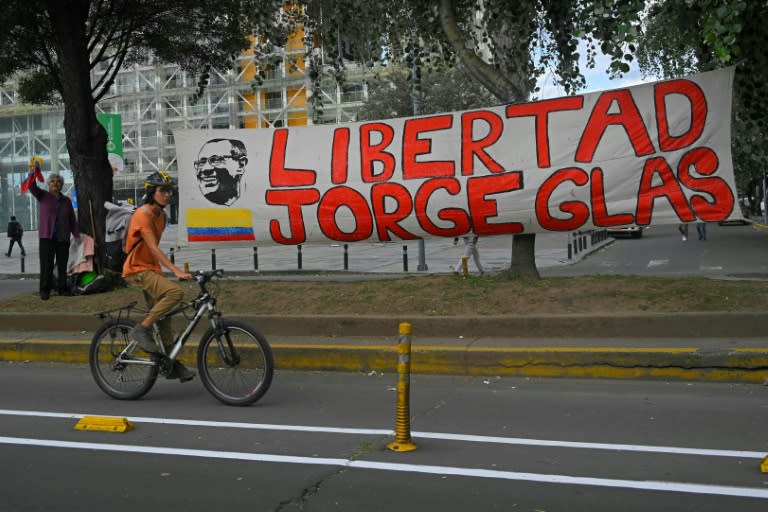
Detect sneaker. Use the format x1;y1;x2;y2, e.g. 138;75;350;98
130;324;158;353
682;235;687;241
40;290;50;301
174;362;196;383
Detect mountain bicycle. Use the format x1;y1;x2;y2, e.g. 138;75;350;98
89;269;273;406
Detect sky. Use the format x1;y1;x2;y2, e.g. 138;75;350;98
536;43;656;98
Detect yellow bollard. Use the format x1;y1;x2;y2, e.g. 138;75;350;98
761;455;768;473
183;261;190;273
387;322;418;452
461;256;469;277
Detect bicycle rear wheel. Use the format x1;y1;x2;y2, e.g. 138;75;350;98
89;318;158;400
197;320;274;406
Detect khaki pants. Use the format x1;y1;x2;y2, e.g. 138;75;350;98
125;271;184;348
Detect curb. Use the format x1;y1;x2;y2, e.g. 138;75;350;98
2;311;768;338
1;338;767;384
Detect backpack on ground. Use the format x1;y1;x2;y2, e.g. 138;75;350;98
104;201;137;272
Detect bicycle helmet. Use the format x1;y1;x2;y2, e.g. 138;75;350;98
144;169;175;190
143;169;175;205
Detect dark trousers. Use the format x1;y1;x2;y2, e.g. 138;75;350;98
39;238;70;294
6;237;25;256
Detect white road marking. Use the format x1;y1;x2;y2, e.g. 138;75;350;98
1;436;767;500
0;408;762;459
700;266;723;271
647;259;669;268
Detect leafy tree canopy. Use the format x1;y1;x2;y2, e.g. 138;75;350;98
0;0;287;104
356;64;496;121
0;0;287;267
635;0;768;190
290;0;645;105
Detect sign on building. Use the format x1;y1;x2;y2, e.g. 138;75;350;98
97;113;124;174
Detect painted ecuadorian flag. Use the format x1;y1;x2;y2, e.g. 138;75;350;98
186;208;255;242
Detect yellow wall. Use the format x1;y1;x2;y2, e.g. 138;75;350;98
241;13;309;129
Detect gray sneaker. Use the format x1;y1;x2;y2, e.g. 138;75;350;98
173;362;196;383
130;324;158;353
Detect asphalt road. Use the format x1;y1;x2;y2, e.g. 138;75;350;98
543;222;768;279
1;363;766;511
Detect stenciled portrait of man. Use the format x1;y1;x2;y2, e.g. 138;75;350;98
194;138;248;206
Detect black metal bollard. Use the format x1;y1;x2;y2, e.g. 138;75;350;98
343;244;349;270
298;245;303;270
170;247;175;264
567;238;572;260
253;246;258;270
402;245;408;272
20;253;25;273
573;233;579;255
211;248;216;270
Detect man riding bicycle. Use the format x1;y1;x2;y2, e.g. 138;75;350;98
124;170;195;382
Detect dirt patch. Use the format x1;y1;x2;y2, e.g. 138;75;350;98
1;274;766;316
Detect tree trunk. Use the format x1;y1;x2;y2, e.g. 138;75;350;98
509;233;539;279
438;0;540;279
47;1;113;272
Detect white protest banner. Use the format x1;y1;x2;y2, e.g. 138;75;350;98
175;67;738;247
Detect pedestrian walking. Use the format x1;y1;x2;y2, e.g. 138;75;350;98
24;160;80;300
454;235;484;275
678;223;689;241
5;215;26;257
696;222;707;241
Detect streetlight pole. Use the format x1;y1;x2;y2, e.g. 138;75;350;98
411;30;427;271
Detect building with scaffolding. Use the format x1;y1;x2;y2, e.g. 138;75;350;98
0;27;367;230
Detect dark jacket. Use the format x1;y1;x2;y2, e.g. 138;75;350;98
28;179;79;241
7;219;22;239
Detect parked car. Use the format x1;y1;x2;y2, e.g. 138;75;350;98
606;225;644;238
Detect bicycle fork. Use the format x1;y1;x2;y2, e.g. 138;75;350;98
209;316;241;367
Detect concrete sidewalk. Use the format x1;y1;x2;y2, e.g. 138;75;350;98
1;230;605;277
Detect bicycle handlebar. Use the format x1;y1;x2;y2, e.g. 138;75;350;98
193;268;225;285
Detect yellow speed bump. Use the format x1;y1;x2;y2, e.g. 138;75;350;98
761;455;768;473
74;416;134;433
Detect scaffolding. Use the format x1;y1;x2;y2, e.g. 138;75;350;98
0;28;368;226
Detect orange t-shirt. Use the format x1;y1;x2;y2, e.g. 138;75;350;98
122;205;166;277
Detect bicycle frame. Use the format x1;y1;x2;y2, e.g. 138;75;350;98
91;268;273;405
107;271;225;369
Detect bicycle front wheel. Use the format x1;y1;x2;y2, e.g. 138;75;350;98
89;319;158;400
197;320;274;406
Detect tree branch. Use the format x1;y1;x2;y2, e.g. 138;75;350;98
36;9;63;93
438;0;523;103
86;0;110;52
93;23;133;102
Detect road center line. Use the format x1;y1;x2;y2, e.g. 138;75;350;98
1;436;766;500
0;408;763;459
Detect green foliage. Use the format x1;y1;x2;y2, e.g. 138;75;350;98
296;1;646;103
356;64;496;121
635;0;768;186
0;0;287;104
17;69;59;105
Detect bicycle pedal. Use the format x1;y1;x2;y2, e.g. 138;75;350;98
151;354;174;377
